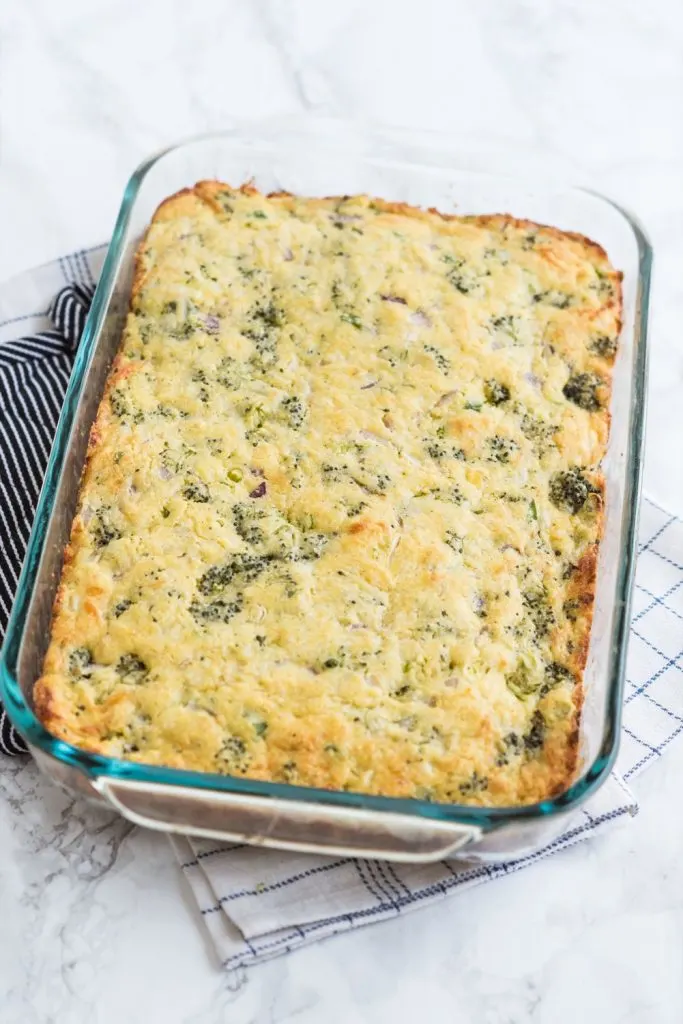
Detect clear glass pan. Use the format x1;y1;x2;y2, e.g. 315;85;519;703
0;118;651;862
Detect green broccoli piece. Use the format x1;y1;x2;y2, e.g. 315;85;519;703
562;373;602;412
549;469;592;514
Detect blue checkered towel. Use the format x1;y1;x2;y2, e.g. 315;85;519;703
0;249;681;970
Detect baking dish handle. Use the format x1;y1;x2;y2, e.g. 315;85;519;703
91;776;481;862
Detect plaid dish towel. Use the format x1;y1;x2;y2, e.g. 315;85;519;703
1;250;682;970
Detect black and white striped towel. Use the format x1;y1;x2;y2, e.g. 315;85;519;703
0;246;103;752
1;250;682;970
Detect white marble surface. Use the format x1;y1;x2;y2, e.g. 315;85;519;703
1;0;682;1020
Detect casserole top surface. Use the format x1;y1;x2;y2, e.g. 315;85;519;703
35;182;621;806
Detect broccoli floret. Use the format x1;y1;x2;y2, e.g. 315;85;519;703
423;485;464;505
281;395;307;429
182;480;210;503
279;760;298;782
190;595;244;624
116;653;148;683
251;301;283;329
541;662;575;695
458;771;489;795
487;436;519;463
197;553;273;596
109;389;129;419
523;588;555;640
346;501;368;518
321;462;345;484
423;344;451;373
495;731;524;766
484;380;510;405
549;469;592;514
299;532;328;561
233;502;265;544
224;736;247;756
590;335;618;359
243;301;283;368
591;270;615;299
216;356;242;390
168;318;197;341
425;441;466;462
68;647;92;678
92;511;122;549
217;735;250;772
532;290;572;309
524;710;546;753
443;255;480;295
488;314;519;339
520;414;557;454
562;373;603;412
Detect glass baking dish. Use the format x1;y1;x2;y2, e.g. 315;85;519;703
0;118;651;863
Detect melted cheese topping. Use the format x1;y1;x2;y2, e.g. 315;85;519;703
35;183;621;806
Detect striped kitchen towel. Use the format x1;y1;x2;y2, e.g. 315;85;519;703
0;250;681;970
0;246;104;753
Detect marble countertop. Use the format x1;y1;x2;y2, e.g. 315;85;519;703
1;1;682;1021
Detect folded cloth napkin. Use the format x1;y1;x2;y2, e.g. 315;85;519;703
1;250;682;970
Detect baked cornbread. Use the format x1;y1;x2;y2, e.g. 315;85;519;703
35;182;622;806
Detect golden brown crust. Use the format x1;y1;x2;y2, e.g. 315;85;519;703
562;541;600;783
34;180;621;806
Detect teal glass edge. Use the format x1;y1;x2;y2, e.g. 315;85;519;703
0;129;652;832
